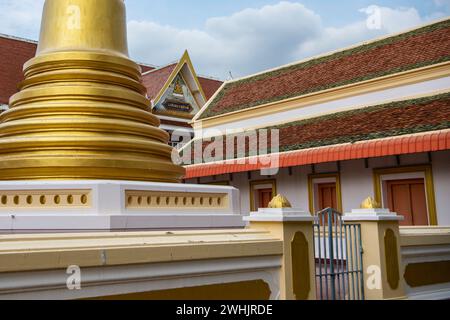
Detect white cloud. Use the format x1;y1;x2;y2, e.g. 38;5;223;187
434;0;450;8
0;1;445;79
431;0;450;19
363;5;424;33
0;0;44;39
297;5;429;59
128;2;437;79
128;2;323;78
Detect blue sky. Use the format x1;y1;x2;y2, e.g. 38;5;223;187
0;0;449;79
127;0;447;28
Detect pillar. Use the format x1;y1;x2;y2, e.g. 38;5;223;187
343;207;407;300
245;208;316;300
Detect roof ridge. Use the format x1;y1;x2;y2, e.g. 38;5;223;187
142;61;180;76
135;61;159;69
0;33;37;45
197;74;223;82
224;17;450;85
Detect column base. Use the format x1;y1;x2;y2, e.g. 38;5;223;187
0;180;243;231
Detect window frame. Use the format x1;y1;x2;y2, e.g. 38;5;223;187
249;179;277;212
308;172;343;214
373;165;438;226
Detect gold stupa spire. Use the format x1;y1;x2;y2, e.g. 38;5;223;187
0;0;185;182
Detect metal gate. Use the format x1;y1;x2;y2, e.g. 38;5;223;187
313;208;365;300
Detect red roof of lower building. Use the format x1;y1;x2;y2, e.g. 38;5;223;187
183;92;450;164
184;129;450;179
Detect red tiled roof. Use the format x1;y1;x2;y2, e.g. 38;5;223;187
0;35;36;104
142;63;178;101
184;129;450;179
182;92;450;165
199;19;450;119
139;64;156;73
142;64;223;102
0;35;221;106
198;77;223;100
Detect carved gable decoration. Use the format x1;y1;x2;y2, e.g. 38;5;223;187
153;73;200;119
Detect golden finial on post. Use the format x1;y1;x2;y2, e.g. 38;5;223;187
268;194;292;209
360;197;381;209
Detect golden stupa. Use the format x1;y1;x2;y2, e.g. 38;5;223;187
0;0;185;182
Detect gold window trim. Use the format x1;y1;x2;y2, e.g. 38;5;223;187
308;173;343;214
373;165;438;226
249;179;277;212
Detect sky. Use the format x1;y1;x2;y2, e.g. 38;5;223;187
0;0;449;79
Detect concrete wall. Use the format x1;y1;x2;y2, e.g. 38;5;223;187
0;230;283;300
400;226;450;300
433;150;450;225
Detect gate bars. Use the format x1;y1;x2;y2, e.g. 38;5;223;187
313;208;365;300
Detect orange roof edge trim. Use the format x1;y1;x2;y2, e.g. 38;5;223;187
183;130;450;179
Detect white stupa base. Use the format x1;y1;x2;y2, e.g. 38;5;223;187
343;208;404;221
0;180;244;231
244;208;314;222
0;214;246;232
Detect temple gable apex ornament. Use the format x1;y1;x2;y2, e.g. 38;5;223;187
268;194;292;209
173;78;184;96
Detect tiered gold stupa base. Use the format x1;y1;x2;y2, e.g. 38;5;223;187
0;0;185;182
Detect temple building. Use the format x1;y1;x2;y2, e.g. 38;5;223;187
0;34;222;147
142;51;223;148
0;0;449;301
183;18;450;227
